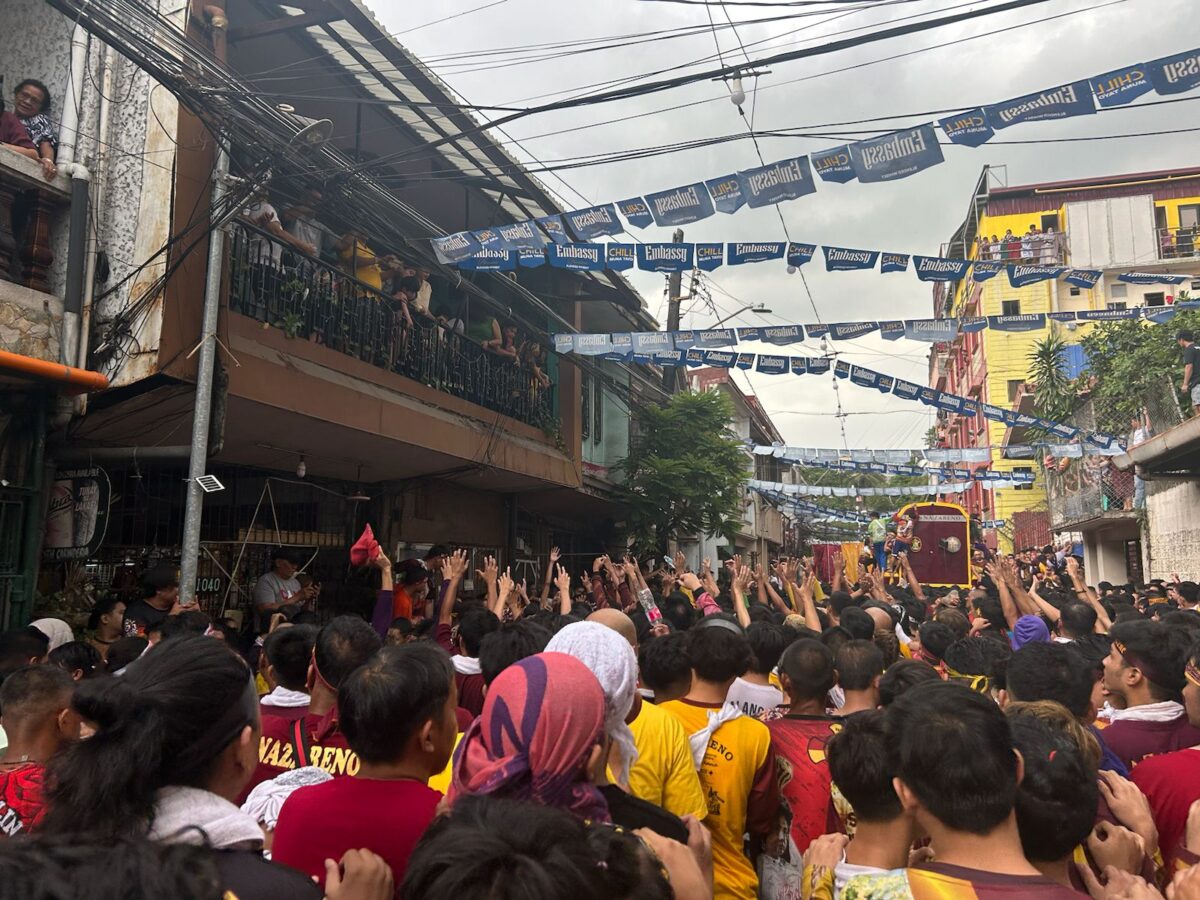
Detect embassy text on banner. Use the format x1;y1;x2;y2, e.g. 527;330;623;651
564;205;622;240
985;80;1095;128
738;156;817;208
849;125;944;183
645;183;715;227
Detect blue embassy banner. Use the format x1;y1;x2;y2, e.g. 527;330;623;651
788;243;817;267
829;322;880;340
535;215;570;245
1091;65;1152;107
893;379;920;401
554;335;575;354
986;80;1095;128
458;248;515;271
564;205;622;240
939;109;994;147
606;244;635;271
1118;272;1189;285
761;325;805;345
631;332;673;354
695;328;737;349
971;261;1004;282
518;247;545;267
548;243;604;270
740;156;817;208
737;353;755;370
756;355;789;375
790;358;808;375
645;183;715;227
823;246;880;271
472;227;506;251
616;198;653;229
1078;308;1142;321
705;175;747;214
685;348;704;366
637;243;694;272
695;244;725;271
881;321;906;341
834;360;851;379
989;313;1047;332
574;334;613;356
812;145;855;183
496;220;546;250
1008;264;1066;287
605;334;632;361
807;357;832;375
1065;268;1102;288
849;125;944;183
728;242;786;265
674;330;696;350
904;319;959;343
1146;48;1200;95
960;317;988;332
431;231;482;264
702;351;737;369
850;365;882;390
913;256;971;282
881;253;910;273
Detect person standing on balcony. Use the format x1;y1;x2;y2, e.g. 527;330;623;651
243;190;316;265
1178;330;1200;415
1041;225;1061;263
1020;225;1039;263
988;234;1002;261
0;97;44;170
335;229;383;290
1001;229;1020;263
281;188;332;262
12;80;56;180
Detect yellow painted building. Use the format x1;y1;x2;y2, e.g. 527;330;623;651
932;166;1200;552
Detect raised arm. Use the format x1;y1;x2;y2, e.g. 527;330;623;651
987;559;1020;630
476;555;499;612
439;549;469;627
1027;574;1062;624
831;550;846;595
494;567;514;618
556;564;573;616
898;552;925;602
730;564;752;629
539;547;560;607
1067;556;1111;633
1002;558;1043;619
796;572;823;633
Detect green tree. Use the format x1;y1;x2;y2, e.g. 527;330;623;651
617;390;748;553
1027;333;1075;425
1080;308;1200;434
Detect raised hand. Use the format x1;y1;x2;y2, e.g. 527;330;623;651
733;564;752;595
555;564;571;600
476;555;499;587
443;548;468;582
497;567;515;604
549;546;561;565
673;550;686;573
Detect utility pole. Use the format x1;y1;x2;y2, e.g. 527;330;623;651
662;227;684;393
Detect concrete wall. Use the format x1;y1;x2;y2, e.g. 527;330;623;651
1145;478;1200;580
0;273;63;360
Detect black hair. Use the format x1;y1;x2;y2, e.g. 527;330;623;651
48;641;103;679
836;640;884;692
140;565;178;599
159;610;211;640
42;637;256;838
878;658;940;707
387;617;414;642
0;628;50;675
972;594;1007;632
270;547;299;564
838;607;874;641
585;825;673;900
290;610;320;626
1163;609;1200;632
0;835;225;900
1008;643;1094;724
827;710;902;823
661;593;697;632
87;596;125;631
1179;329;1195;342
779;638;836;702
104;636;148;672
933;608;970;641
314;615;383;691
1059;602;1098;639
829;591;858;616
403;796;604;900
917;621;955;662
341;643;454;764
745;622;789;676
0;665;74;724
943;639;989;677
479;620;552;686
887;681;1017;835
820;625;852;655
685;625;753;683
1007;714;1098;862
1178;582;1200;604
458;608;501;657
263;625;318;692
638;633;691;698
1110;619;1192;701
426;544;451;559
15;78;52;113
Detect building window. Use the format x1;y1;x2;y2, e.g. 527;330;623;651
1108;301;1128;311
1007;379;1024;403
1069;287;1081;296
1040;213;1060;232
1110;283;1128;299
1001;300;1021;317
580;373;591;442
1145;292;1166;307
1013;466;1034;491
1191;280;1200;291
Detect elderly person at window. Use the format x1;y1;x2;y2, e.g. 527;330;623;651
0;96;51;178
13;79;57;180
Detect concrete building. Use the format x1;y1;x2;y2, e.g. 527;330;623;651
1;0;660;624
930;164;1200;562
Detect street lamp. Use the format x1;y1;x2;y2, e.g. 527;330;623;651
708;303;772;329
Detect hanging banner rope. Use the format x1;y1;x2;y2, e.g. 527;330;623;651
752;443;1123;461
749;478;1028;497
770;454;1036;483
431;47;1200;263
554;301;1200;357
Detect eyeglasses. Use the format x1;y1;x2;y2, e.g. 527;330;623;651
15;91;43;104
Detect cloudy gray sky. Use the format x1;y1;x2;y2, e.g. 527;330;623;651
372;0;1196;450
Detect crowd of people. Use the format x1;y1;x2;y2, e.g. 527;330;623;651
5;534;1200;900
977;225;1063;265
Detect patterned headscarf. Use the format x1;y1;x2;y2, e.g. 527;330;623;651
449;652;609;822
546;622;640;786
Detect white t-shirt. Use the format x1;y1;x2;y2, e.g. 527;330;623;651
726;677;784;718
836;859;901;896
244;201;283;267
412;280;432;315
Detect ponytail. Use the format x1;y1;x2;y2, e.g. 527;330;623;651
42;637;254;838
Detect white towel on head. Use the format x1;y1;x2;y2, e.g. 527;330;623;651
546;621;640;787
150;786;265;850
687;700;744;769
1100;700;1185;723
260;686;310;709
452;655;482;676
30;618;73;652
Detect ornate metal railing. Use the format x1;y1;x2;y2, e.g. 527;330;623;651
227;221;556;431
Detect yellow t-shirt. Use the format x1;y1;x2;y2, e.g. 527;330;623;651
428;732;463;795
625;699;707;820
660;699;776;900
339;240;382;290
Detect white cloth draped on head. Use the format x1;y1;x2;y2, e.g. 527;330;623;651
30;618;73;652
545;621;640;787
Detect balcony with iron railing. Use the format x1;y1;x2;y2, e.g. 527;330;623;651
1156;226;1200;261
227;221;556;432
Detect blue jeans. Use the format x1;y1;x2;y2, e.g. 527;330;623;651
873;542;887;572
